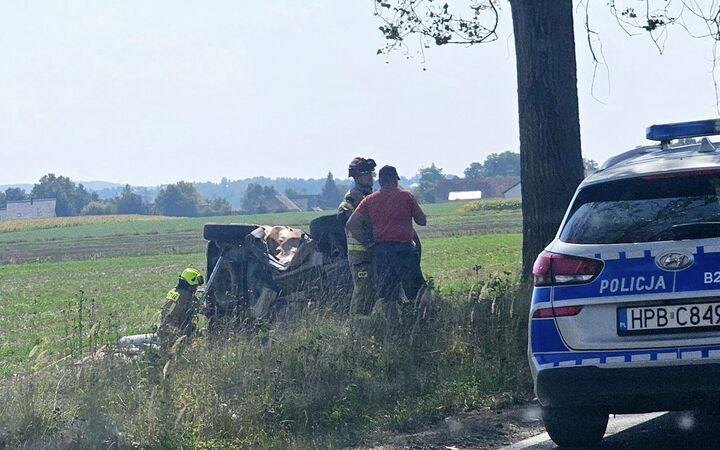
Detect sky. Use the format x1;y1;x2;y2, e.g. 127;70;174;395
2;0;720;186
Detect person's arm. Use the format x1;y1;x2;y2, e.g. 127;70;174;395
411;195;427;226
337;195;354;226
160;299;174;319
337;209;350;227
346;209;372;245
345;200;372;245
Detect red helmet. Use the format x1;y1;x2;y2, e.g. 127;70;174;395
348;157;377;177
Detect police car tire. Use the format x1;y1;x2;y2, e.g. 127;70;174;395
542;407;608;448
203;224;259;244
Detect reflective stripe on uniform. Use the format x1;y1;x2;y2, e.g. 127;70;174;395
348;242;368;251
339;200;355;212
165;288;180;302
339;187;365;214
340;186;371;251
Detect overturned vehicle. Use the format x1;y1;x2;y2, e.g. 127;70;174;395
202;215;353;324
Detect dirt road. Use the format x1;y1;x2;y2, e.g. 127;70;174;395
360;407;720;450
354;402;545;450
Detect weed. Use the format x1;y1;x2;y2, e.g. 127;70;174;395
0;281;532;449
0;202;531;447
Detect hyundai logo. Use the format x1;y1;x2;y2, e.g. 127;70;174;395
656;252;694;271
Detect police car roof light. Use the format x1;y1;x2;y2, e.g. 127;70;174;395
646;119;720;142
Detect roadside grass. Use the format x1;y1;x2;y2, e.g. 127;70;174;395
0;202;532;447
0;274;532;449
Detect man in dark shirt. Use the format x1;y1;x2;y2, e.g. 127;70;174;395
346;165;427;322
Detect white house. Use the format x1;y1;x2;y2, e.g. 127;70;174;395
448;190;483;201
0;198;56;220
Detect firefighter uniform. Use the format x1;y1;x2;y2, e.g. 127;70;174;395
159;288;181;326
338;185;377;316
157;268;204;347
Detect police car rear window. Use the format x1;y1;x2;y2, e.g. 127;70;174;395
560;172;720;244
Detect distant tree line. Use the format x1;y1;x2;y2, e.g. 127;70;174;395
0;154;600;216
92;174;413;209
0;175;232;218
413;152;599;204
94;176;339;209
0;174;98;216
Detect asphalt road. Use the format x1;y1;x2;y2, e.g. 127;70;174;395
503;410;720;450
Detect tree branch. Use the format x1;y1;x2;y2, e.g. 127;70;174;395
375;0;500;56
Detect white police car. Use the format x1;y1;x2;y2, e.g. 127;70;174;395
529;119;720;447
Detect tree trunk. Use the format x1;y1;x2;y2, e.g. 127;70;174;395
510;0;585;280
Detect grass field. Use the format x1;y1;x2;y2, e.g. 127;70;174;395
0;200;522;375
0;201;521;264
0;200;529;447
0;240;521;376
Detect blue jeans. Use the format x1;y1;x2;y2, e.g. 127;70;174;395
374;242;425;305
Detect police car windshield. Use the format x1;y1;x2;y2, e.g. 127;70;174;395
560;172;720;244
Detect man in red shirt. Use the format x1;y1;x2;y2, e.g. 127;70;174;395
346;165;426;322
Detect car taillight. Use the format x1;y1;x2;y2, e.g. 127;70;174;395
533;251;603;287
532;305;583;318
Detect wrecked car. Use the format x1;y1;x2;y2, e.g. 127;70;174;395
203;214;352;325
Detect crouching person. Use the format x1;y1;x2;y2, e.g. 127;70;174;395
157;267;205;348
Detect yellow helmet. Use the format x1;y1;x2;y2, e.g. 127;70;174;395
179;268;204;286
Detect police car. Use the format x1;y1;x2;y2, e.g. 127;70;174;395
529;119;720;447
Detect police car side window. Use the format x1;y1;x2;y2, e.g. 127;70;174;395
560;174;720;244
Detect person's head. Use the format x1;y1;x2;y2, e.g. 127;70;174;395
348;157;376;189
378;165;400;188
176;267;204;292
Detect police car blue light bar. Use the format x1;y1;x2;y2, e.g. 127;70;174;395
646;119;720;142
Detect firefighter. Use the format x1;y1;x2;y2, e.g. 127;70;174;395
157;267;205;346
338;157;378;316
346;165;427;323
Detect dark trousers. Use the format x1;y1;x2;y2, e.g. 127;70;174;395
375;242;425;306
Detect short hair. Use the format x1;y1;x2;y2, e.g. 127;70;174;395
378;165;400;181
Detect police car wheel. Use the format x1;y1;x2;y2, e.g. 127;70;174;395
542;407;608;448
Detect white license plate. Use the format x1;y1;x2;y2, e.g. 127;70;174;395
618;302;720;335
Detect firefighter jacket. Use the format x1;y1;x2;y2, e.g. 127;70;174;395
160;288;197;334
338;185;372;252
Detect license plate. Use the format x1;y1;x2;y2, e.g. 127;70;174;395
618;302;720;335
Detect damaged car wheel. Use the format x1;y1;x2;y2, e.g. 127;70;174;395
206;257;240;325
245;261;279;319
